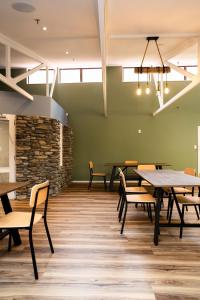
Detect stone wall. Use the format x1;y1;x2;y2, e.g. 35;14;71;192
16;116;73;198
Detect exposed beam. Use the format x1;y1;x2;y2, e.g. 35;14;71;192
153;77;200;116
50;68;58;98
5;46;11;78
165;61;194;80
14;63;45;83
0;32;53;67
152;74;163;108
164;38;197;61
46;66;50;97
110;33;200;40
0;74;33;101
97;0;108;117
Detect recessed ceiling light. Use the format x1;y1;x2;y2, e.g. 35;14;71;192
42;26;47;31
12;2;35;13
65;50;69;55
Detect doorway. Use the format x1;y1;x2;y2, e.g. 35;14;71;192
0;115;16;197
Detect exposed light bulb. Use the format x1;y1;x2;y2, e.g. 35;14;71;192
145;87;151;95
164;86;170;94
136;87;142;96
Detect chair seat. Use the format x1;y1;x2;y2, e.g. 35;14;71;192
0;212;42;229
126;193;156;204
177;195;200;205
163;187;192;194
93;172;106;177
125;186;147;193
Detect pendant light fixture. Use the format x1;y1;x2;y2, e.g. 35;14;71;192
135;36;170;96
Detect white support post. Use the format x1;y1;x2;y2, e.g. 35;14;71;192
97;0;108;117
198;39;200;75
5;45;11;78
165;61;194;79
50;68;58;98
0;73;33;101
153;37;200;116
153;78;200;116
152;74;163;108
46;66;49;97
14;63;45;83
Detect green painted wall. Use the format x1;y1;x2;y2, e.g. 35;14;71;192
1;67;200;180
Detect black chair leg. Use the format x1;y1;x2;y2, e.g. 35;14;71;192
103;176;107;191
149;204;153;222
88;176;93;190
119;195;125;222
44;218;54;253
117;194;122;211
180;205;185;239
29;230;38;280
194;205;200;220
168;197;174;224
121;202;128;234
167;193;171;220
8;232;12;252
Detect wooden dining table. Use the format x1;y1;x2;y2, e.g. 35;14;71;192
105;162;170;191
0;182;28;245
134;169;200;245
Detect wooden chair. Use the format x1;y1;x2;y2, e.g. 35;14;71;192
122;160;140;182
88;161;107;191
117;168;148;221
137;164;156;186
167;168;196;222
176;193;200;238
119;169;156;234
0;181;54;279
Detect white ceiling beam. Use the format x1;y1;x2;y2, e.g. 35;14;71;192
14;63;45;83
153;37;200;116
97;0;108;117
110;33;200;40
0;74;33;101
153;77;200;116
197;38;200;75
50;68;58;98
5;46;11;78
164;61;194;80
164;38;198;61
0;32;53;67
152;74;163;108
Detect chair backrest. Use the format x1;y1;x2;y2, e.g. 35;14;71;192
184;167;195;176
137;164;156;170
30;180;49;208
124;160;138;165
89;161;94;175
118;168;126;189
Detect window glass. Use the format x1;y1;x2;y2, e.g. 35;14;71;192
82;69;102;82
28;69;54;84
123;68;150;82
60;69;80;83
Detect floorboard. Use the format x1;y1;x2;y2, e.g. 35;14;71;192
0;183;200;299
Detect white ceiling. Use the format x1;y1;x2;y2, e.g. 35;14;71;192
0;0;200;68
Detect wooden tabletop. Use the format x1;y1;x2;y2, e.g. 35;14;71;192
0;182;28;196
134;169;200;187
105;162;170;167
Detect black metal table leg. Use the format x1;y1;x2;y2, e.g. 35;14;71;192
109;166;117;191
1;194;22;246
154;187;163;245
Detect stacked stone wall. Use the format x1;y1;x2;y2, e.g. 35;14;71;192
16;116;73;198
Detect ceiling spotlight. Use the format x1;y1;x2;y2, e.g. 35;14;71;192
42;26;47;31
65;50;69;55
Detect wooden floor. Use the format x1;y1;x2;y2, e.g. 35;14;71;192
1;184;200;299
